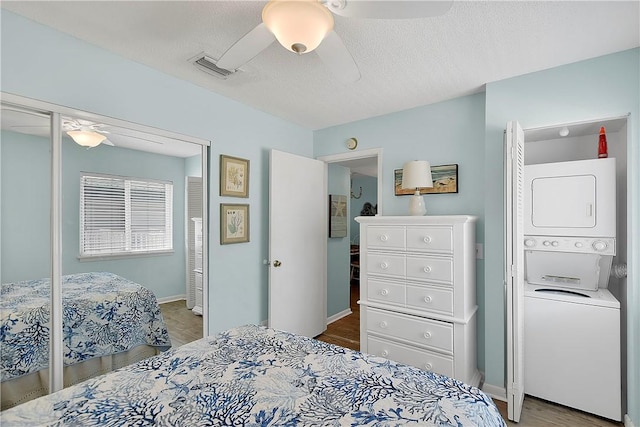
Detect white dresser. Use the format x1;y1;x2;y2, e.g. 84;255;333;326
356;215;480;386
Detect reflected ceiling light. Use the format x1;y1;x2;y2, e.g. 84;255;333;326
67;130;107;148
262;0;334;54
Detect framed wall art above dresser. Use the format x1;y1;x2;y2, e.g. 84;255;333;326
355;215;480;387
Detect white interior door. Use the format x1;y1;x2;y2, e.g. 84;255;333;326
505;121;525;422
269;149;327;337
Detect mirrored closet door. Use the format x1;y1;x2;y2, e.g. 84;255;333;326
1;104;53;409
0;95;209;409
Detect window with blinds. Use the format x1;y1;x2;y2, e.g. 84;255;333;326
80;173;173;257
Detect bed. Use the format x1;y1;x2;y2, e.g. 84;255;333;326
0;272;171;409
1;324;506;426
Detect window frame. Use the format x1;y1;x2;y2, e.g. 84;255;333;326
79;172;174;260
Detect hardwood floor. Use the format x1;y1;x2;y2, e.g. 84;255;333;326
159;299;203;348
494;399;622;427
315;282;360;351
315;282;624;427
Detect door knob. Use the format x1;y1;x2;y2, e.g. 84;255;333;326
273;260;282;267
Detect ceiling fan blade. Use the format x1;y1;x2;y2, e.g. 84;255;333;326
9;125;49;130
327;0;453;19
107;132;164;145
102;139;115;146
315;31;361;84
216;22;276;70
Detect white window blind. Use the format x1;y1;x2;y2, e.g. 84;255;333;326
80;173;173;257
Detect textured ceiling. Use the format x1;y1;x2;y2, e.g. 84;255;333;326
2;1;639;130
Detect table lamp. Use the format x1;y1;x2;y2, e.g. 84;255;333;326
401;160;433;216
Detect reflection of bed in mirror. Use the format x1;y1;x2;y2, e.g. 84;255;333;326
0;272;171;410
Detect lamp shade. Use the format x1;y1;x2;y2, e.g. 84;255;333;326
401;160;433;190
67;130;107;148
262;0;334;54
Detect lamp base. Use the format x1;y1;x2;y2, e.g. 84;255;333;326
408;191;426;216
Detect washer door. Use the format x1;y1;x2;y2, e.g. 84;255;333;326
525;251;601;291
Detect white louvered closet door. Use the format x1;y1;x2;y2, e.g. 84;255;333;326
186;176;203;309
505;121;525;422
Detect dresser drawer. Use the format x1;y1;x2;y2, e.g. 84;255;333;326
367;336;454;377
406;284;453;315
366;226;405;250
406;255;453;284
367;253;405;277
367;308;453;353
368;279;405;306
406;227;453;253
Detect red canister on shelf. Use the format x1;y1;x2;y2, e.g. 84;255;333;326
598;126;608;158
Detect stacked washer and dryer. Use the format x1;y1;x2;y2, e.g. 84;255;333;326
523;157;621;421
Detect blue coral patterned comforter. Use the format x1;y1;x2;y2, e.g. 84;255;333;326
0;272;171;382
1;324;506;426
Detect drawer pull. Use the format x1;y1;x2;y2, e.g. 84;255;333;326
425;363;433;370
423;266;432;273
380;262;389;270
379;234;389;242
423;332;432;339
381;350;389;357
380;289;389;296
423;296;433;303
379;321;388;329
423;236;432;244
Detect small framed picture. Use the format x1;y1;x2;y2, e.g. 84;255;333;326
329;194;347;238
220;155;249;198
394;164;459;195
220;204;249;244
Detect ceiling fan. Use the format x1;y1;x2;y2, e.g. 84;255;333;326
215;0;453;83
63;119;115;148
5;116;114;148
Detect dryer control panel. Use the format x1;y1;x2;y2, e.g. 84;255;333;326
524;235;616;256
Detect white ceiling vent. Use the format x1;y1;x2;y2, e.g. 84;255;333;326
190;53;236;79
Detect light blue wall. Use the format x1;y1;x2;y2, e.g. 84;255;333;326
1;130;187;299
349;175;377;243
484;48;639;421
1;132;51;281
314;94;487;370
1;10;314;334
327;164;350;317
185;154;202;178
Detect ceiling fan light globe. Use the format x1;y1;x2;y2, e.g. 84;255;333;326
67;130;106;147
262;0;334;54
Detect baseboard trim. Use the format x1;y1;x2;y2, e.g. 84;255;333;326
625;414;636;427
483;383;507;402
257;312;351;331
156;294;186;304
327;309;352;324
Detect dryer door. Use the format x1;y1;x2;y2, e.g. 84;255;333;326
531;175;596;229
524;158;616;237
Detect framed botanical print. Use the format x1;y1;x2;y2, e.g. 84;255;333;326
220;203;249;244
220;155;249;198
